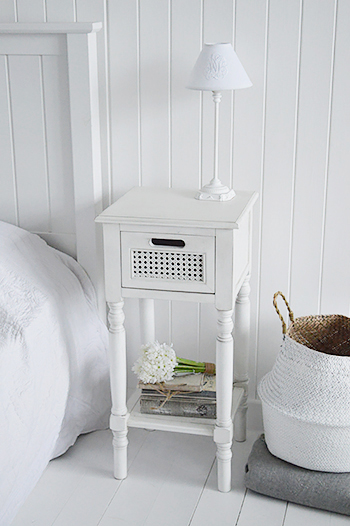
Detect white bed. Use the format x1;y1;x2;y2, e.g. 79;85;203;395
0;23;110;525
0;221;110;526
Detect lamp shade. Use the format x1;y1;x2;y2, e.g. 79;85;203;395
187;43;252;91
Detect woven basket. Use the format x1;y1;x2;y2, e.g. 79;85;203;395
258;292;350;472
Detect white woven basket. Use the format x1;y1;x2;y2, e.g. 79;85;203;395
258;292;350;472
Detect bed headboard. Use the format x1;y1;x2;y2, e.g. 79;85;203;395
0;23;104;312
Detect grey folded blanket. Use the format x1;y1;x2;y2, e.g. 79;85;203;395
244;434;350;516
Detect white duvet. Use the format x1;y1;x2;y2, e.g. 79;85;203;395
0;221;111;526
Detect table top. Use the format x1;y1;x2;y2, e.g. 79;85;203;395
96;187;258;230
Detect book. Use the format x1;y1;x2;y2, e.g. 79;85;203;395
140;395;216;419
138;373;216;393
139;374;216;419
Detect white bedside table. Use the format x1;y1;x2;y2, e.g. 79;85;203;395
96;186;258;492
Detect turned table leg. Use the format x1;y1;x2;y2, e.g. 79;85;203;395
233;275;251;442
108;300;128;479
215;308;234;492
139;298;155;344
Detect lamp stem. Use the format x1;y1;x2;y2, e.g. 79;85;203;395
212;90;222;186
195;89;235;201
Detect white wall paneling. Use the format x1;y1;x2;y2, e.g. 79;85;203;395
0;1;17;23
7;54;50;232
108;0;140;201
320;0;350;315
139;0;171;188
1;0;350;401
232;0;268;393
0;55;17;225
256;0;302;381
46;0;76;23
16;0;46;23
289;0;337;318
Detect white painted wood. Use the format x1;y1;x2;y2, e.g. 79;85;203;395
237;490;287;526
46;0;76;23
108;301;128;480
0;33;66;55
320;0;350;316
97;186;258;229
120;230;215;294
199;303;217;365
14;426;348;525
66;29;104;306
190;431;258;526
289;0;336;316
12;429;149;526
97;186;256;491
216;229;235;311
171;300;200;361
0;22;101;33
42;54;75;235
139;298;155;345
139;0;170;187
215;309;234;492
75;0;110;210
232;0;268;399
0;55;17;225
255;0;302;382
121;287;215;304
107;0;140;201
7;54;50;232
101;431;216;526
284;503;350;526
0;1;17;23
234;276;251;442
16;0;46;23
127;387;243;437
171;0;202;190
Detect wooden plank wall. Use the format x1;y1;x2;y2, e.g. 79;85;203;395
1;0;349;399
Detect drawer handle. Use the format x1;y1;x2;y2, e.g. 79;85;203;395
150;238;185;248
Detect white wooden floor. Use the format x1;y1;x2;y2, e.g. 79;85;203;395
11;426;350;526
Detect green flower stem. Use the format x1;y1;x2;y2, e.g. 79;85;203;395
174;357;207;374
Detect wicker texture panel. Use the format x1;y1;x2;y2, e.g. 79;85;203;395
132;249;204;282
287;315;350;356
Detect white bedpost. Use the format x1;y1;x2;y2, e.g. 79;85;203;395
66;24;105;318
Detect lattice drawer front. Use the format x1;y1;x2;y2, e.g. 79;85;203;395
132;250;204;282
121;231;215;293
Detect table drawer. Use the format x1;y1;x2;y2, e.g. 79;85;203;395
121;232;215;293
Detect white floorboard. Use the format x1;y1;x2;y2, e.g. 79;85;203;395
11;426;350;526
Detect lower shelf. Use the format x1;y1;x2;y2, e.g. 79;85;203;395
126;386;244;437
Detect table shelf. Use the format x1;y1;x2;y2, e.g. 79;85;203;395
126;386;244;437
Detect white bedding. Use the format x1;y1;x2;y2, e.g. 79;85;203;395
0;221;111;526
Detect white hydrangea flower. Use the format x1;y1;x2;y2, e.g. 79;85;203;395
132;341;178;384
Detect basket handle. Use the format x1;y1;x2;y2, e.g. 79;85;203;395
273;291;295;334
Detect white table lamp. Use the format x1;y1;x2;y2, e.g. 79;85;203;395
187;43;252;201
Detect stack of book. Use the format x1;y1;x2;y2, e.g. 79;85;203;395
139;373;216;419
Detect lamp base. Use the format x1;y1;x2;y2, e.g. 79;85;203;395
195;180;236;202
